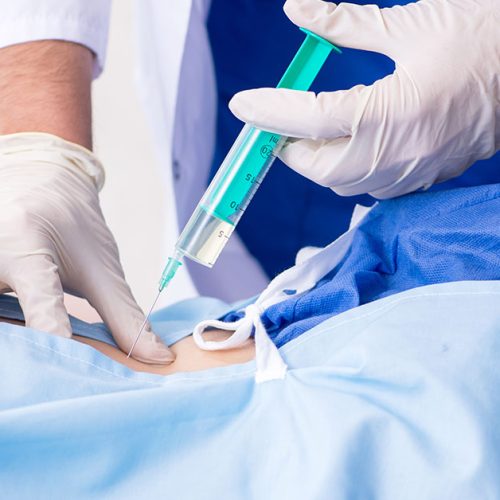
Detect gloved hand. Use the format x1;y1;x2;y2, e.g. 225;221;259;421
230;0;500;198
0;133;174;364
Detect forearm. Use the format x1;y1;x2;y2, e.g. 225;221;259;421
0;40;93;149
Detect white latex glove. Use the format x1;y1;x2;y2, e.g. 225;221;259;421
0;133;174;364
229;0;500;198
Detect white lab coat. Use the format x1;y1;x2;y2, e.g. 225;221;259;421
0;0;269;302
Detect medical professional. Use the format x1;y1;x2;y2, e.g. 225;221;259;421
0;0;498;363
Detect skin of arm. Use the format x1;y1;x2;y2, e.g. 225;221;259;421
0;40;93;149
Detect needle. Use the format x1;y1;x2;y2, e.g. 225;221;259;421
127;289;162;359
126;254;182;359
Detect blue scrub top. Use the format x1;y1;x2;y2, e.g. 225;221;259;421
207;0;500;279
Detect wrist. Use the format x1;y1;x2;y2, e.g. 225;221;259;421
0;132;105;191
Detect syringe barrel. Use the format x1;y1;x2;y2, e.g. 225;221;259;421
174;30;340;268
175;124;284;267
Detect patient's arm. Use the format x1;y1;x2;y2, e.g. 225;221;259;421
0;317;255;375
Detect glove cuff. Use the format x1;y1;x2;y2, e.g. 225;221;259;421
0;132;105;190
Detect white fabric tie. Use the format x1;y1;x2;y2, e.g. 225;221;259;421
193;204;376;383
193;302;287;383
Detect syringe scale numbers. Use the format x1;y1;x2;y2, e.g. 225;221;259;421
177;128;286;267
204;127;285;225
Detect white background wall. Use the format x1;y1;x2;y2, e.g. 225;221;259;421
90;0;196;315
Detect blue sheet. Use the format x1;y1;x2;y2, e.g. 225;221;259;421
223;184;500;347
1;281;500;499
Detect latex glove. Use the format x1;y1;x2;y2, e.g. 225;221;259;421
229;0;500;198
0;133;174;364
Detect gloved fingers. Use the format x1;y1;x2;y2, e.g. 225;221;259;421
281;135;425;198
366;160;446;199
229;85;369;140
279;136;367;189
82;263;175;365
8;255;72;337
283;0;403;57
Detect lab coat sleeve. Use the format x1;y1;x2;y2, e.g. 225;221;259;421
0;0;111;77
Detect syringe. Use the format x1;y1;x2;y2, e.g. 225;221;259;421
127;29;340;358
